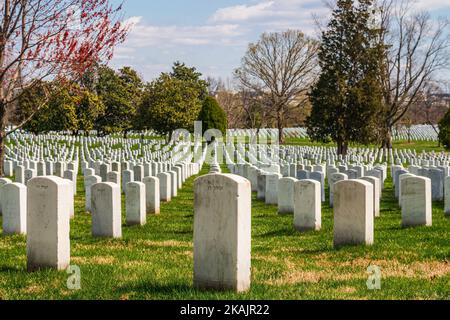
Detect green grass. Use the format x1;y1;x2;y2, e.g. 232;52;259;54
0;163;449;300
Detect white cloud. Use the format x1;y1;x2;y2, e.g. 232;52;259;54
120;17;243;48
123;16;142;28
110;16;248;80
210;1;275;22
412;0;450;11
208;0;328;36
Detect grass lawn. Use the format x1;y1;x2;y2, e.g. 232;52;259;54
0;163;449;300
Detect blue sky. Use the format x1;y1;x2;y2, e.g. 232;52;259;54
109;0;450;82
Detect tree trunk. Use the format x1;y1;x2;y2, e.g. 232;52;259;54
166;131;173;143
0;130;5;177
379;120;394;149
277;113;284;144
255;127;261;144
0;103;5;177
381;128;393;149
337;138;349;156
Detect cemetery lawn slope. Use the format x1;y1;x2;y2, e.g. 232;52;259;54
0;166;449;300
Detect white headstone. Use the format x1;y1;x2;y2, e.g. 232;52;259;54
27;176;71;271
143;176;160;214
122;170;134;194
63;170;77;195
84;175;101;213
126;182;146;226
157;172;171;202
265;173;282;205
329;173;348;207
401;176;432;227
445;176;450;217
294;179;321;231
361;176;381;217
91;182;122;238
193;173;251;292
2;183;27;235
278;177;297;214
333;180;374;247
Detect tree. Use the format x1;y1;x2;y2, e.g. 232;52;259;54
137;73;202;139
0;0;128;174
75;89;105;135
94;66;141;135
119;66;144;103
197;96;228;136
404;81;449;137
235;30;319;143
438;109;450;150
24;85;78;134
306;0;384;155
118;66;144;136
215;87;242;129
206;76;226;97
17;80;105;135
13;81;49;128
171;61;209;100
238;87;269;133
377;0;450;148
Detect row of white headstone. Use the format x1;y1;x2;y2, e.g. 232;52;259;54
192;166;447;293
1;161;200;269
189;140;450;293
1;137;203;270
227;124;439;142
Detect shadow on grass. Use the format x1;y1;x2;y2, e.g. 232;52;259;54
0;265;25;273
256;228;297;238
172;229;193;235
116;281;195;296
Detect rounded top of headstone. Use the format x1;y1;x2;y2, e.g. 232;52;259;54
92;182;118;191
85;175;102;182
126;181;145;187
157;172;170;178
403;175;431;183
3;182;26;190
331;172;348;179
360;176;380;183
297;179;320;186
143;176;159;183
279;177;297;182
0;178;12;185
336;179;373;189
195;173;250;187
28;176;67;188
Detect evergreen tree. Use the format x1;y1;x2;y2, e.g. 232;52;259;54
306;0;384;155
438;110;450;150
198;96;228;136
